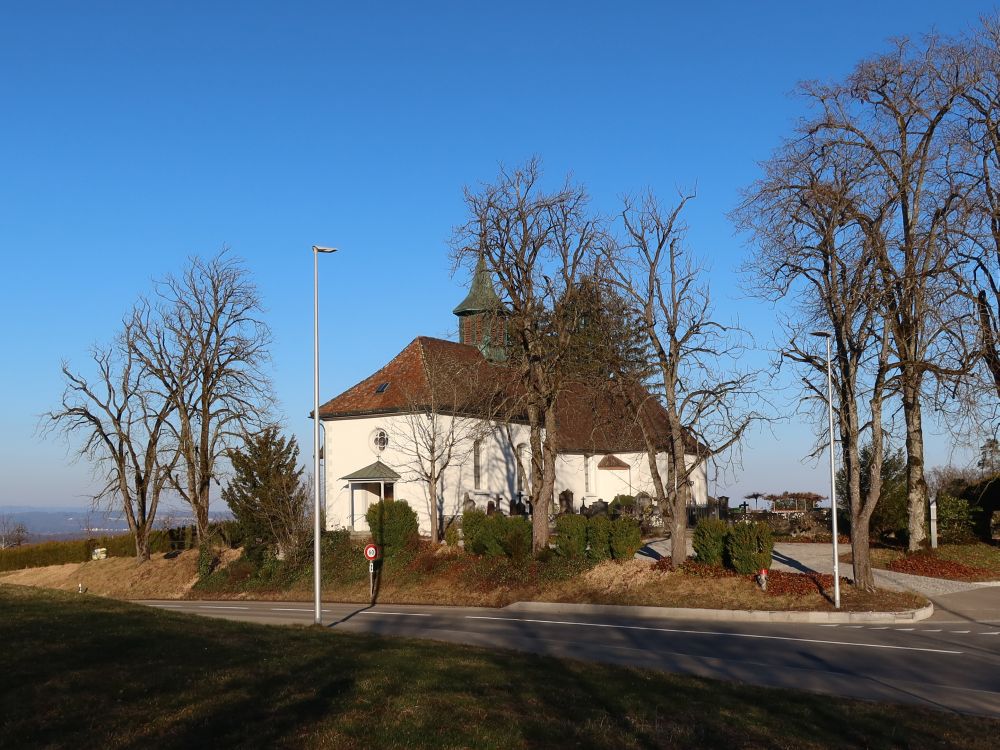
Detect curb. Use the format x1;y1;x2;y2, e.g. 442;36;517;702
503;600;935;624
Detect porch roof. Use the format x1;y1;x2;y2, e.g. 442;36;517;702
340;459;401;482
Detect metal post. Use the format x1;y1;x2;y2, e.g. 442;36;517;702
824;335;841;609
313;245;338;626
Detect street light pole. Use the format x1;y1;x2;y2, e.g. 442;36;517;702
313;245;338;625
811;330;841;609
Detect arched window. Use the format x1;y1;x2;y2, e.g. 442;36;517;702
473;439;482;489
516;443;528;493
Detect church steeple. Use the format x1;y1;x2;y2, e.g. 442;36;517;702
453;255;508;361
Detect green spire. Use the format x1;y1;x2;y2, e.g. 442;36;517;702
453;255;503;315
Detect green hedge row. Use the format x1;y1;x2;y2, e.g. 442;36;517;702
463;510;532;559
554;514;642;561
692;518;774;574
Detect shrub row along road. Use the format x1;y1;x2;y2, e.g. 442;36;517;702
139;597;1000;718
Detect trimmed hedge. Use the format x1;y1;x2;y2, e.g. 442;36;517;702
725;521;774;574
462;510;532;559
554;514;588;558
692;518;728;566
586;515;613;561
365;499;419;555
610;517;642;560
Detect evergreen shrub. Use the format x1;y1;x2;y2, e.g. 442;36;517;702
725;521;774;574
462;510;532;559
935;493;979;543
692;518;728;567
554;514;588;558
365;499;419;554
610;517;642;560
586;515;613;561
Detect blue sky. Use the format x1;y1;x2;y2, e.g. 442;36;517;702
1;1;994;510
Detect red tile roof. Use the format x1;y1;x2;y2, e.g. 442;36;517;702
318;337;516;420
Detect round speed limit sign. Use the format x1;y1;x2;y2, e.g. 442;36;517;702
363;543;380;561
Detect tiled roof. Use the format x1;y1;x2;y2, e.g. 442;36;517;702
318;336;516;420
553;381;706;455
320;337;705;456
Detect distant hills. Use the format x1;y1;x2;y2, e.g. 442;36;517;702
0;506;232;541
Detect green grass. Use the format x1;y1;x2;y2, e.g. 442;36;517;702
860;543;1000;581
1;585;996;749
934;543;1000;574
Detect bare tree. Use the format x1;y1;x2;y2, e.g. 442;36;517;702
135;253;273;544
609;192;761;566
736;133;895;589
955;18;1000;403
452;159;601;552
0;515;28;549
43;312;178;561
803;34;976;550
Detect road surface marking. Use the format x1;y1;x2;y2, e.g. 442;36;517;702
359;611;431;617
950;630;971;634
920;629;941;632
150;603;185;607
844;625;863;629
464;616;964;654
894;628;914;631
868;627;889;630
201;605;250;610
271;608;313;612
980;632;1000;636
818;624;838;628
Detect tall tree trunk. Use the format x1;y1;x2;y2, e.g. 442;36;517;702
901;375;927;551
427;457;440;543
668;413;690;566
976;290;1000;400
532;405;558;553
195;502;210;546
135;527;151;562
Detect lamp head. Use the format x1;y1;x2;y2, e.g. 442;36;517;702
313;246;338;254
809;330;832;338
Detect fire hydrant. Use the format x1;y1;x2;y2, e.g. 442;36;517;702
756;568;768;592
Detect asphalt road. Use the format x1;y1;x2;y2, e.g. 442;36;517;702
138;598;1000;718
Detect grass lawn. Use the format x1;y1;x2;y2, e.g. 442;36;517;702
1;584;994;750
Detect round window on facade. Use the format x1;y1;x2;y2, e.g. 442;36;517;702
371;428;389;454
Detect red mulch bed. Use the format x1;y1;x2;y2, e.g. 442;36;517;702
886;551;994;581
762;569;839;597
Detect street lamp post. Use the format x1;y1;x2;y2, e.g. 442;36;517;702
313;245;338;625
810;330;841;609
